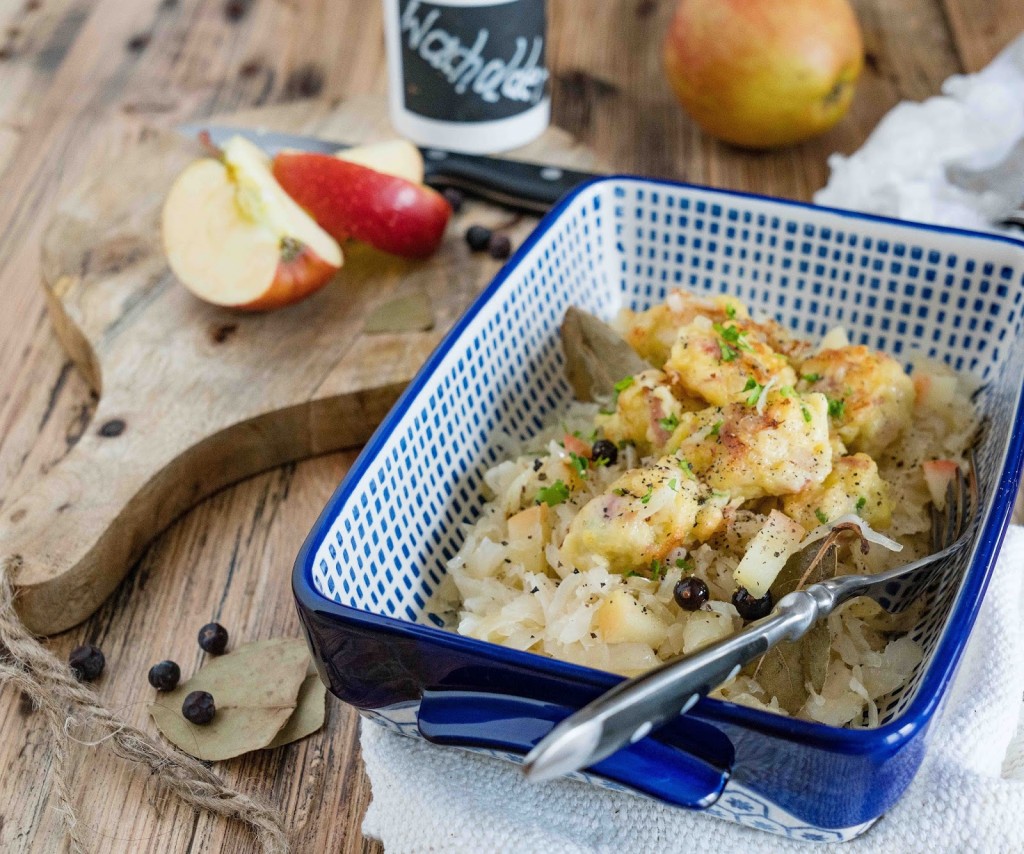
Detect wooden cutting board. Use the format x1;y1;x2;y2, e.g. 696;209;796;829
0;96;602;636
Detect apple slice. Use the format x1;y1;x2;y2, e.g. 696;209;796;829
162;136;342;311
922;459;959;510
913;370;958;412
335;139;424;184
597;590;667;646
272;152;451;259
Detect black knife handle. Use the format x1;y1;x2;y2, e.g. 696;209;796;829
420;148;601;215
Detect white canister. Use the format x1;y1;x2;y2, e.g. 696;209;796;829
382;0;550;154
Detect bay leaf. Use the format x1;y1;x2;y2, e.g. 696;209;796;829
561;306;649;402
804;620;831;694
149;638;309;761
265;667;326;750
748;641;806;714
770;540;838;601
364;291;434;334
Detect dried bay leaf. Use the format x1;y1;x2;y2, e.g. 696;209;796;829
804;620;831;694
150;638;309;761
364;291;434;334
561;306;649;402
265;667;326;750
770;540;838;601
748;641;806;714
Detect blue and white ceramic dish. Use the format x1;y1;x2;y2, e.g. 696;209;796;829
294;177;1024;842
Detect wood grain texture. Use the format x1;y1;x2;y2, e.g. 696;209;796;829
940;0;1024;71
0;0;1015;851
0;0;95;174
0;96;599;636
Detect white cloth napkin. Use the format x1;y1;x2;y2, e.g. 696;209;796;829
361;36;1024;853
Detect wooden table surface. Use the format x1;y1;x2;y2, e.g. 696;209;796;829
0;0;1021;851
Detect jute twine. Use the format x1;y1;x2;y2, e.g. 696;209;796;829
0;569;289;852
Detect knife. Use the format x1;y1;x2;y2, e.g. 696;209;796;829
178;124;603;215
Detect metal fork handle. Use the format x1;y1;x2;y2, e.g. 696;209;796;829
523;581;850;782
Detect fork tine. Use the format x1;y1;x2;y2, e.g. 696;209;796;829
930;501;942;553
950;468;966;543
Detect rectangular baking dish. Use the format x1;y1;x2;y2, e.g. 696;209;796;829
293;177;1024;842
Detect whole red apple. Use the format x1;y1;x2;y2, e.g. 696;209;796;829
664;0;864;149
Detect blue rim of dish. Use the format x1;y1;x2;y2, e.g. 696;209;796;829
294;175;1024;755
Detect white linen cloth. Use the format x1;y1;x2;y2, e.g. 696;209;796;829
361;35;1024;853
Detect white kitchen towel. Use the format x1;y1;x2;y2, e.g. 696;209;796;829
361;35;1024;854
364;526;1024;853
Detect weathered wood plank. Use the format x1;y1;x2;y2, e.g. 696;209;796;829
942;0;1024;72
2;452;381;852
0;0;96;175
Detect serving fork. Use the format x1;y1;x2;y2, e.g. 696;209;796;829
524;460;977;783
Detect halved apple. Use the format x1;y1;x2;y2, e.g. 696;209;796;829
272;151;451;259
162;136;343;311
335;139;424;184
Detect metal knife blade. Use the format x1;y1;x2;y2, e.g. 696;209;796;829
177;123;603;215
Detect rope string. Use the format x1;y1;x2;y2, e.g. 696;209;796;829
0;566;289;852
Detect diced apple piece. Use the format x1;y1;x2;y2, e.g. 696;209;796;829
563;433;590;457
596;590;666;646
818;326;850;352
335;140;424;184
922;459;959;510
682;610;734;654
506;504;551;575
272;152;451;259
162;136;342;311
913;371;958;412
734;510;806;598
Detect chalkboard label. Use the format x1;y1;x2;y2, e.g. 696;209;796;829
397;0;548;124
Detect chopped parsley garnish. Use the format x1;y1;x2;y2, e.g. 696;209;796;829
780;385;795;398
676;458;695;478
800;404;813;423
725;303;737;319
802;373;822;383
815;508;829;525
856;496;867;512
650;559;664;580
613;487;629;496
743;377;764;406
709;419;723;438
668;478;678;492
713;321;752;362
675;557;694;570
714;322;749;347
602;375;636;415
827;396;846;419
640;486;654;505
536;480;570;506
659;412;680;432
568;452;589;478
